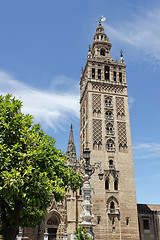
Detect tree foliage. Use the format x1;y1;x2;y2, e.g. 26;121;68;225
74;226;91;240
0;94;82;240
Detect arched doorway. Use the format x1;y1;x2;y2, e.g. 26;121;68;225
47;215;60;240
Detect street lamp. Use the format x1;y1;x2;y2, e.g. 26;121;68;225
82;148;104;180
98;170;104;181
83;149;90;160
79;148;104;239
68;146;104;239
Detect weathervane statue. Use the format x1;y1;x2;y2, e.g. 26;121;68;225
98;16;106;24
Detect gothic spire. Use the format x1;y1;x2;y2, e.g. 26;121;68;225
68;124;74;143
66;124;77;163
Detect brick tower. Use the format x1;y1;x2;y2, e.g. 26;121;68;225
79;21;140;240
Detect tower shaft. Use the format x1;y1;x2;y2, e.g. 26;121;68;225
79;23;139;240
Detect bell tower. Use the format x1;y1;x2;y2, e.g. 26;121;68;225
79;21;139;240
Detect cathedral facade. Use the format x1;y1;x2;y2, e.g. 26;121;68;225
21;23;160;240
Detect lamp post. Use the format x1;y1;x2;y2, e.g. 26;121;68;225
44;228;48;240
79;148;104;239
80;149;103;178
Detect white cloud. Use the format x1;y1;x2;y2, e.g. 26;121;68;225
104;8;160;64
128;97;135;109
0;71;79;130
133;142;160;159
51;75;79;94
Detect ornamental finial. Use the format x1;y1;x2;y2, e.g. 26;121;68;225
97;16;106;25
120;49;123;58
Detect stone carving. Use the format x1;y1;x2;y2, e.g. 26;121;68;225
117;122;127;152
93;119;102;149
116;97;125;120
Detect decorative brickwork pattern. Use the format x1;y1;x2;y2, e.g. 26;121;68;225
116;97;125;119
92;83;125;94
92;94;101;114
93;119;102;149
117;122;127;151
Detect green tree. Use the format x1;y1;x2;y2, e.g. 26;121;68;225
74;226;91;240
0;94;82;240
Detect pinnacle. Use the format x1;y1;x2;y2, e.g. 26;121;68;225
66;124;77;163
69;124;74;143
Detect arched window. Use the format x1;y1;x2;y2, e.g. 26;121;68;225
100;48;105;56
119;72;122;82
92;68;95;79
110;201;115;209
98;142;102;150
106;123;114;134
126;217;129;226
106;139;115;151
47;215;59;226
105;178;109;190
114;179;118;190
105;66;110;80
98;69;101;79
105;97;112;106
106;196;120;215
117;112;121;120
106;111;113;119
93;141;97;150
121;112;125;120
123;144;127;153
109;160;113;166
93;141;102;150
109;159;114;169
113;71;116;81
119;143;127;152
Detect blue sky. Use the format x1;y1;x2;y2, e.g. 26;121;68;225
0;0;160;204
